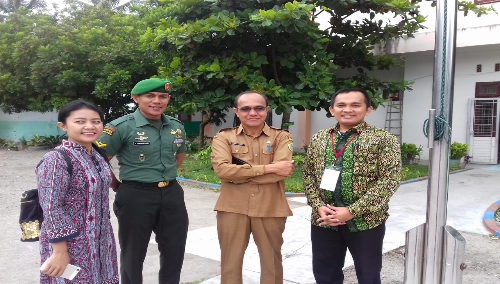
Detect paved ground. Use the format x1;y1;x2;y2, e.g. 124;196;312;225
0;149;499;283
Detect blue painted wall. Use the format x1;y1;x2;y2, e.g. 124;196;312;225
0;111;202;142
0;121;65;142
0;111;63;142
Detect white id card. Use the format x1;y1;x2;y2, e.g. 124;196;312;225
319;168;340;191
40;262;81;280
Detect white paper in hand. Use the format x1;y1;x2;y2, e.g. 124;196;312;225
319;169;340;191
40;262;81;280
60;264;81;280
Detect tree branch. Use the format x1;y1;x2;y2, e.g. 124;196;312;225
324;27;335;51
270;34;283;87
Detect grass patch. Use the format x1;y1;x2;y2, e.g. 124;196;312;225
178;154;463;193
178;154;219;184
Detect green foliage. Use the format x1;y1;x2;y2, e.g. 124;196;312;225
141;0;492;133
43;135;65;146
194;145;212;166
0;0;46;16
450;142;469;160
177;155;463;193
400;143;423;163
0;137;7;147
178;153;220;185
142;0;427;132
27;134;48;146
0;5;158;121
292;154;305;165
25;134;63;146
6;141;18;150
400;164;427;180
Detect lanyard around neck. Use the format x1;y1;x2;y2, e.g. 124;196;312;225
330;123;367;163
330;131;359;163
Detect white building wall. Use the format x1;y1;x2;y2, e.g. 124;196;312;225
401;47;500;160
309;65;405;136
418;2;500;31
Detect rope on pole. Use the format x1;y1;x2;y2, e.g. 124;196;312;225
423;0;452;142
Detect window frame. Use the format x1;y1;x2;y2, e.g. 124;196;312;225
473;82;500;138
475;81;500;98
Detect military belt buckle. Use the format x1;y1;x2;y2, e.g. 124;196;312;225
158;181;169;187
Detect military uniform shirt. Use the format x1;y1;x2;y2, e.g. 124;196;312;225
211;124;294;218
97;109;186;182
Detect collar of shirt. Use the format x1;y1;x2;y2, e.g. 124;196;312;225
332;121;367;134
133;108;169;127
61;139;92;155
236;123;272;137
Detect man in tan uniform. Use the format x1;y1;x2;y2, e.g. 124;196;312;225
211;91;295;284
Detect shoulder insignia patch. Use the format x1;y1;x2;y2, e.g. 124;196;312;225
288;143;293;152
95;141;107;148
103;126;115;136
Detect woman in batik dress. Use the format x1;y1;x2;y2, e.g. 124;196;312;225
37;100;118;283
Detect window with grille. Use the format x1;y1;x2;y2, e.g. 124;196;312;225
473;100;497;137
474;82;500;137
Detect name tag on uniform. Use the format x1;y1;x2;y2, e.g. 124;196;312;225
134;142;150;146
320;169;340;191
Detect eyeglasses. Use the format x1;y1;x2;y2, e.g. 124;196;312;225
236;106;268;113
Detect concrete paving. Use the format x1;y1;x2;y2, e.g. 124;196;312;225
190;165;500;284
1;157;499;283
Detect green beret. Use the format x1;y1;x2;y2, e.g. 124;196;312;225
131;78;172;95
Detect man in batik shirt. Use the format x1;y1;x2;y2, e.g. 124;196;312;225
304;87;401;284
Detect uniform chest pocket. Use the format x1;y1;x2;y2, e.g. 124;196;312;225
262;145;275;155
129;140;156;163
231;145;248;158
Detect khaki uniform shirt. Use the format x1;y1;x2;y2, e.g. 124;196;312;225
97;109;187;182
211;124;294;217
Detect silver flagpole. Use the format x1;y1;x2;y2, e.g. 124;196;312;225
422;0;464;282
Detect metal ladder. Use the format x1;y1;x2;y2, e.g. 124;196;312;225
385;94;403;143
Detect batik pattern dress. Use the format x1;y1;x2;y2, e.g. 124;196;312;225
37;140;119;284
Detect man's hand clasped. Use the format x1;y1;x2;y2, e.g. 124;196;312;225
317;204;354;227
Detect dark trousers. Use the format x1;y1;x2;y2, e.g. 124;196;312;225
113;180;189;284
311;222;385;284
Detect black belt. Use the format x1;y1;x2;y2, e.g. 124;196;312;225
122;179;177;188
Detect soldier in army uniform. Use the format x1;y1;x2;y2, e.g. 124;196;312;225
211;91;295;284
97;78;188;284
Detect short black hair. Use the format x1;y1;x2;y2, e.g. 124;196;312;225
330;87;372;108
234;91;269;108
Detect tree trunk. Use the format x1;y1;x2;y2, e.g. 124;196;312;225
198;113;210;150
281;112;291;130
